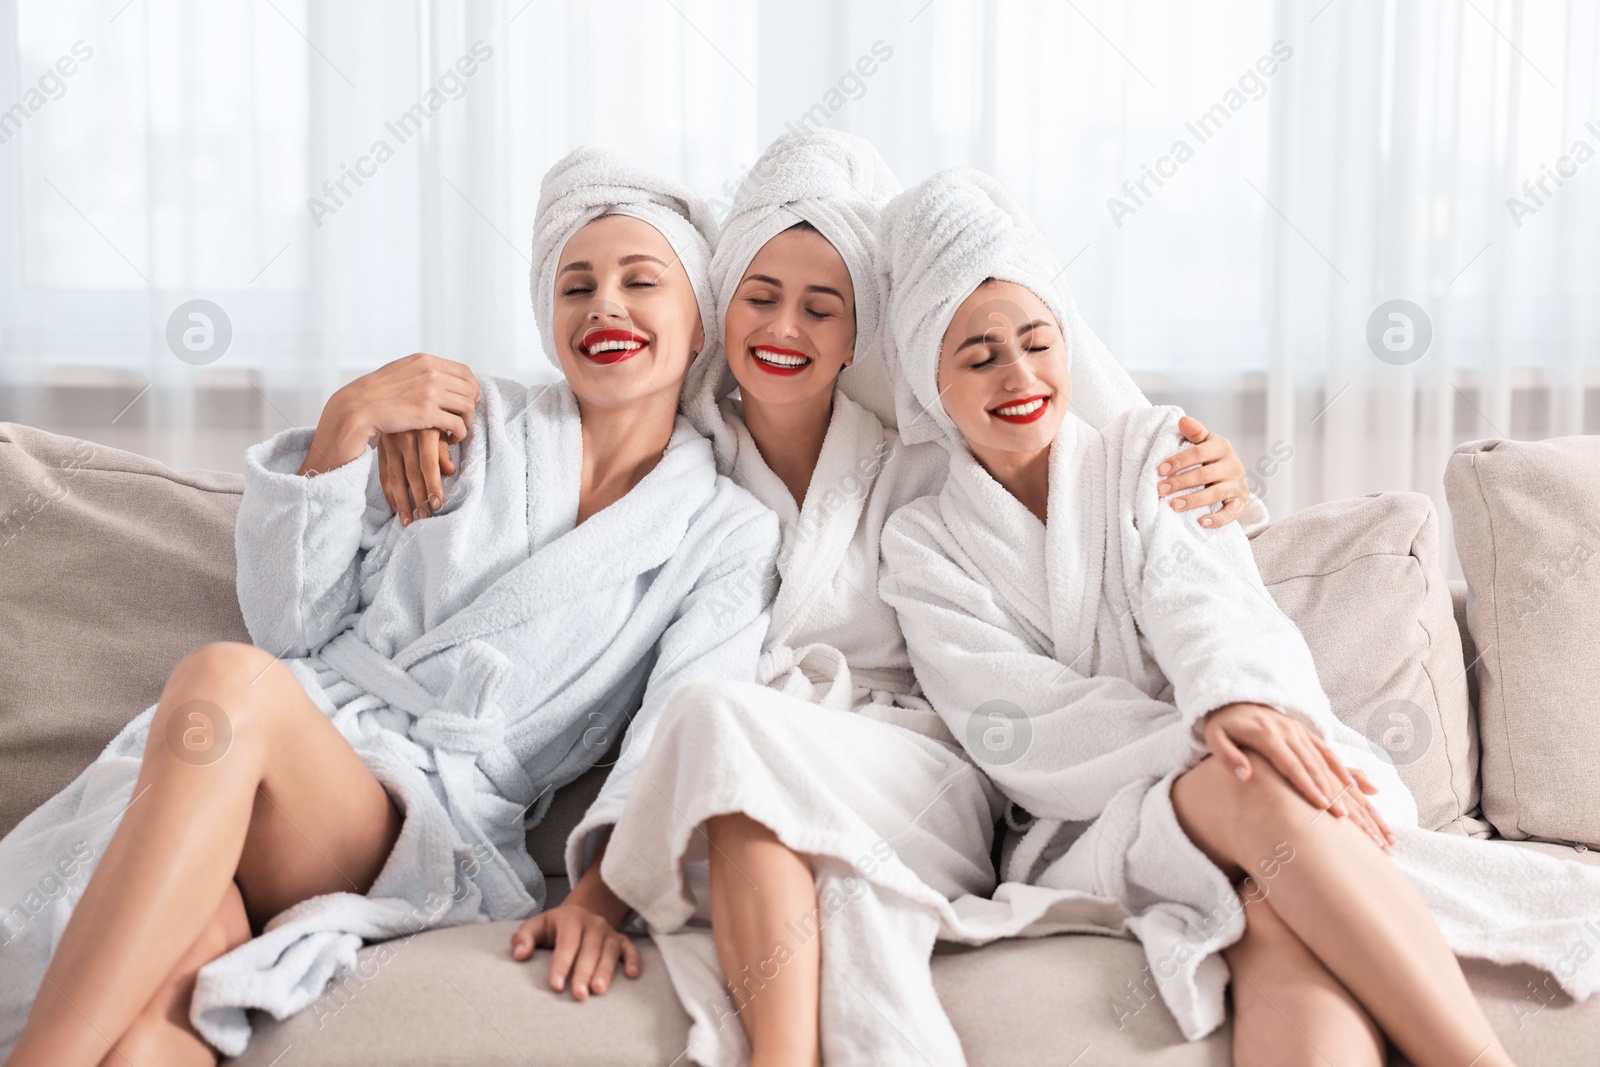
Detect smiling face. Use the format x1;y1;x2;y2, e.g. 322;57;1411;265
552;213;705;409
722;225;856;412
936;279;1071;454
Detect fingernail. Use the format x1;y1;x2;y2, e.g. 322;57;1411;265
429;495;441;509
1234;766;1248;780
1158;482;1171;494
593;979;606;993
1200;517;1213;526
401;515;410;525
1159;463;1172;474
1332;801;1346;816
575;983;587;998
1172;499;1186;510
554;975;564;991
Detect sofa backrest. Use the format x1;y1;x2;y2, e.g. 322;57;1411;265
0;423;250;837
0;425;1491;859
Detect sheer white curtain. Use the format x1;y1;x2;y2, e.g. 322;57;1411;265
2;0;1595;554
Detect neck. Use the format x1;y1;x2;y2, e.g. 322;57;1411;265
574;387;680;523
969;440;1052;523
740;385;835;508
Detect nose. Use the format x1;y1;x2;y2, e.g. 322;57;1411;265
997;339;1037;391
764;299;801;341
586;296;630;326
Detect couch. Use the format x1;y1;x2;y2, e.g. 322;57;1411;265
3;420;1597;1066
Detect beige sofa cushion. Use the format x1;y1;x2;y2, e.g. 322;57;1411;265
1446;436;1600;846
0;424;251;838
230;846;1600;1067
1250;492;1481;834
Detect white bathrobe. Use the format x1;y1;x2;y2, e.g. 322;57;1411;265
592;393;1140;1067
880;402;1600;1041
0;375;778;1058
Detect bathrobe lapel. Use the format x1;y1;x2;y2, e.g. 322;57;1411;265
727;393;884;708
401;394;717;667
1041;415;1108;671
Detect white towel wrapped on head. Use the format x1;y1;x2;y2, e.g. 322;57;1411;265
685;128;903;467
877;166;1147;447
530;147;721;379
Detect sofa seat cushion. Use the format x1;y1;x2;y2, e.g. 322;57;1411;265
0;424;250;838
1250;492;1481;834
230;842;1600;1067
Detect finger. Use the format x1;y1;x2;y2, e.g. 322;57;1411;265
1299;735;1348;817
1347;795;1391;849
1168;485;1230;513
432;381;479;420
590;935;626;995
619;934;642;979
1158;462;1234;494
438;436;457;476
1351;768;1382;796
569;924;607;1000
1351;790;1396;845
511;916;547;961
1199;493;1247;530
418;428;445;512
1176;415;1212;445
402;437;432;520
1262;736;1331;811
431;410;470;444
1207;727;1252;780
1309;735;1357;791
377;436;409;519
1289;734;1346;817
547;921;580;993
1159;436;1232;476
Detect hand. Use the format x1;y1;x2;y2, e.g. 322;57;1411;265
299;353;479;477
510;900;642;1000
1203;703;1396;851
378;429;456;525
1157;416;1250;529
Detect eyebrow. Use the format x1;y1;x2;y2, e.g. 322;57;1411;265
954;319;1052;353
557;253;669;276
741;273;846;300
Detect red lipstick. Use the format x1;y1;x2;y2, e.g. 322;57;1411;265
750;345;813;377
988;394;1051;424
580;328;648;365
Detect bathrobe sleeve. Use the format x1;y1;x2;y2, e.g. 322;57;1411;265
565;501;781;879
1119;408;1334;739
881;503;1199;821
235;427;391;659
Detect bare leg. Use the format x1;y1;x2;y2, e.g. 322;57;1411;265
94;883;252;1067
8;642;403;1067
705;813;820;1067
1226;891;1383;1067
1171;755;1514;1067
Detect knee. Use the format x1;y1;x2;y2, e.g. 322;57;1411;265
1177;754;1308;829
151;643;285;765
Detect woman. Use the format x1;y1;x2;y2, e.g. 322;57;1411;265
877;168;1600;1067
399;130;1250;1066
0;148;778;1067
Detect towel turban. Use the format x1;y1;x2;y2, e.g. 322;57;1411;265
878;167;1146;448
530;147;720;381
684;129;903;469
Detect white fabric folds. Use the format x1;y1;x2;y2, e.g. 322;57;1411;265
684;129;903;469
0;377;778;1058
881;403;1600;1040
878;167;1147;447
530;146;721;381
